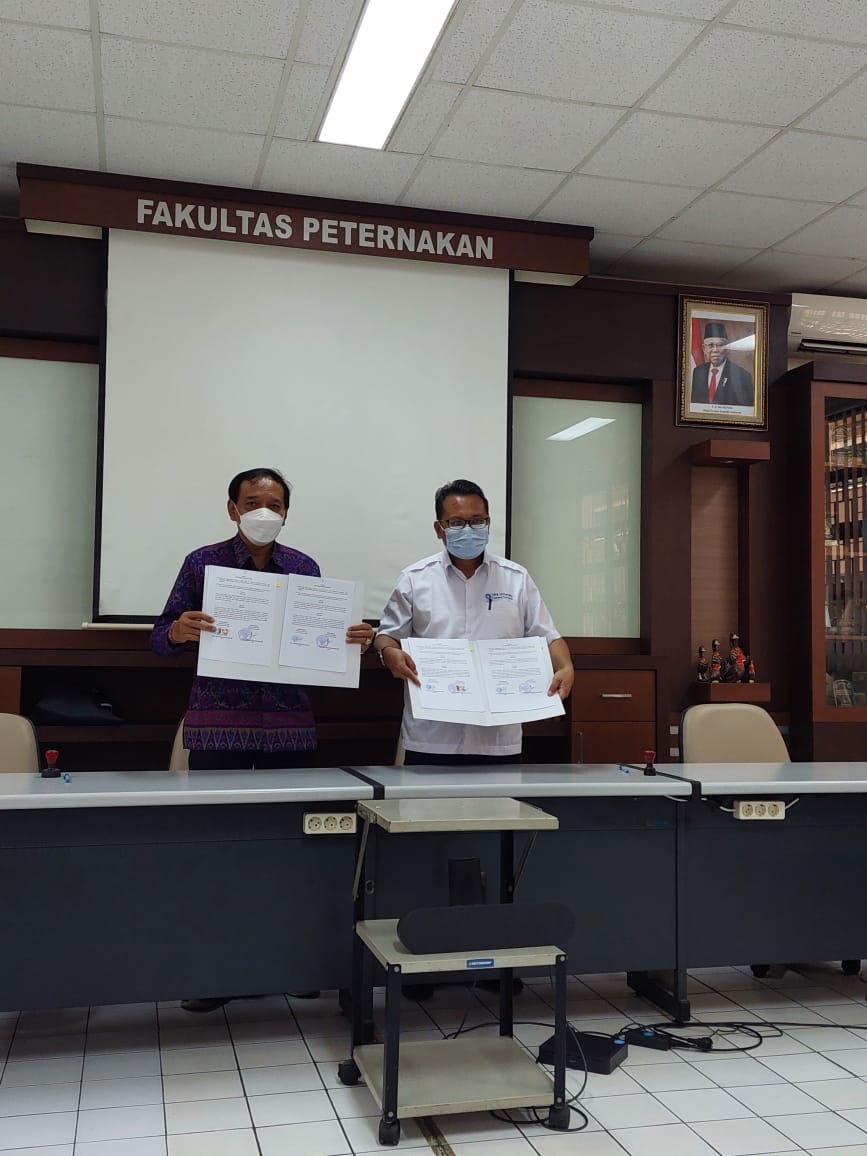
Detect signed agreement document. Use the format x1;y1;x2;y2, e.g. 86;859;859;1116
402;636;565;726
197;566;363;687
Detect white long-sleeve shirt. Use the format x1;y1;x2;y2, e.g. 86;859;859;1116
378;549;561;756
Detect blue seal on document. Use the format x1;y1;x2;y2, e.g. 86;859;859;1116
316;634;331;648
237;625;258;641
291;632;303;644
518;680;535;693
448;682;468;694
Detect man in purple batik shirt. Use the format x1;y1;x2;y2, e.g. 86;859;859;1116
152;466;375;770
152;466;375;1014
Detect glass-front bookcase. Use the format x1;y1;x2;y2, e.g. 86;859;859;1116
821;391;867;712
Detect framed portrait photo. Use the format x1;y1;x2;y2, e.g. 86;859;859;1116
678;297;768;429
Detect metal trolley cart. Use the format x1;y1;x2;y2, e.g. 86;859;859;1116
338;796;572;1146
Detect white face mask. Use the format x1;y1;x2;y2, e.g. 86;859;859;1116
236;507;284;546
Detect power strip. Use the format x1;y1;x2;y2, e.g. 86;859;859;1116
734;800;785;820
303;812;357;835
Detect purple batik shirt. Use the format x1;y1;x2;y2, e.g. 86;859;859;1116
151;535;320;752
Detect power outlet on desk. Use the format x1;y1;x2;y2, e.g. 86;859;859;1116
734;800;785;820
303;812;357;835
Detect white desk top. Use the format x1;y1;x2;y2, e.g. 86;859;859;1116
670;762;867;794
351;764;691;798
0;769;373;810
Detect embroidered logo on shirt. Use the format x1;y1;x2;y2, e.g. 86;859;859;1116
485;592;513;610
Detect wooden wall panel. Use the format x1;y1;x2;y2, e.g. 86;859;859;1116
691;467;739;659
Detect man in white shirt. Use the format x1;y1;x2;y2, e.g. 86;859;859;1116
376;479;574;764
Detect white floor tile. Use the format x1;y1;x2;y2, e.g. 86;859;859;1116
654;1088;754;1122
823;1049;867;1076
256;1118;350;1155
789;986;856;1006
234;1039;310;1069
0;1059;83;1087
7;1035;84;1061
159;1045;237;1076
784;1027;866;1051
766;1111;867;1148
75;1104;165;1143
79;1076;163;1110
223;997;293;1023
580;1093;678;1130
803;1148;867;1156
688;1057;785;1088
438;1113;525;1143
305;1036;352;1063
798;1077;867;1110
167;1128;259;1156
530;1133;631;1155
83;1051;161;1082
159;1026;230;1051
327;1085;380;1118
228;1019;302;1044
728;1081;822;1115
0;1148;73;1156
0;1082;79;1116
84;1029;159;1056
162;1070;243;1103
339;1113;428;1151
816;1004;867;1027
241;1061;323;1097
622;1046;689;1067
248;1088;335;1127
87;1005;157;1033
609;1122;719;1155
165;1096;251;1134
736;1035;809;1058
758;1053;851;1082
628;1063;715;1093
572;1070;642;1100
75;1140;167;1156
690;1116;799;1155
450;1140;538;1155
0;1112;77;1149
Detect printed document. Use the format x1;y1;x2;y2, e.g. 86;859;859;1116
403;636;565;726
197;566;363;687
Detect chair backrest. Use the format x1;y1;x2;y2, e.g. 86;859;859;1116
0;713;40;774
681;703;790;764
169;719;189;772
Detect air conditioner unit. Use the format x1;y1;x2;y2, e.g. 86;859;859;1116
789;293;867;355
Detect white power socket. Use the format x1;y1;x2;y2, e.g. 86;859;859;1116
734;800;786;820
303;811;357;835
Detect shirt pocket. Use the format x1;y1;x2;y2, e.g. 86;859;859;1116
479;597;523;638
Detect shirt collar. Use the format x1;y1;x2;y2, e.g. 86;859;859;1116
231;533;290;573
441;546;488;577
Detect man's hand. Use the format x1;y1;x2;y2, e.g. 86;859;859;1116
548;664;575;700
169;611;215;644
346;622;376;652
381;645;421;686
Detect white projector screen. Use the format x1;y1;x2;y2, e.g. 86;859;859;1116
99;230;509;620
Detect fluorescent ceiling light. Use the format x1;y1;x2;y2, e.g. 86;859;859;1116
547;417;615;442
319;0;455;149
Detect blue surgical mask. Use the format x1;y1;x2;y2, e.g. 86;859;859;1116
445;524;489;560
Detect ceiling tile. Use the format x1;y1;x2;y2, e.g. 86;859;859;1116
274;63;330;139
432;89;623;171
589;232;644;271
0;162;18;213
776;206;867;260
97;0;299;57
261;139;419;203
604;0;726;14
609;237;760;281
296;0;356;66
725;0;867;43
389;83;461;155
101;38;285;133
581;111;775;187
477;0;702;105
433;0;515;84
799;73;867;139
402;157;565;217
657;190;828;247
105;119;263;185
825;269;867;295
721;131;867;202
0;23;93;110
0;104;98;168
645;26;867;124
718;250;867;291
538;174;700;232
0;0;89;27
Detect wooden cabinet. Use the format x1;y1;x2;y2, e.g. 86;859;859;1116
568;660;664;764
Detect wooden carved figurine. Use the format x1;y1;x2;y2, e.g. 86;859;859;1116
696;646;709;682
709;639;723;682
723;632;747;682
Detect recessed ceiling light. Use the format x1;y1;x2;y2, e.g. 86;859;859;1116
319;0;456;150
547;417;616;442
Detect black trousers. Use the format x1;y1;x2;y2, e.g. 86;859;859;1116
402;751;522;766
188;750;317;771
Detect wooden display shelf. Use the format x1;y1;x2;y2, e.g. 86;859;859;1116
690;439;770;467
35;724;178;744
693;682;771;703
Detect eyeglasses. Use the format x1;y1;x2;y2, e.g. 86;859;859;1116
439;517;491;530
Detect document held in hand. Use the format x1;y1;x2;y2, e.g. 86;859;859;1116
197;565;363;687
402;636;566;726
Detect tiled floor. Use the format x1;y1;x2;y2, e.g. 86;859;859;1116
3;962;867;1154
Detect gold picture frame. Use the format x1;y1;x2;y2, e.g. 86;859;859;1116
678;297;768;429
